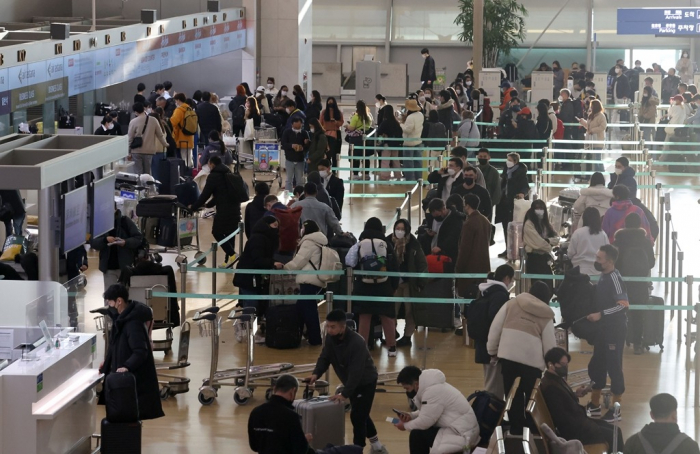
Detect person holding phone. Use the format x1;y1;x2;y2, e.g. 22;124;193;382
90;208;143;293
394;366;479;454
540;348;624;450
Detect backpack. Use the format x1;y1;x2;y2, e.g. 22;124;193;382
231;104;246;127
428;122;448;147
466;293;491;342
468;391;505;445
358;238;388;284
272;206;303;253
224;172;250;204
180;107;198;136
553;117;564;140
309;244;342;283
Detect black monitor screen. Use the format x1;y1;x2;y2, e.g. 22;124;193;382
92;174;116;238
62;185;88;253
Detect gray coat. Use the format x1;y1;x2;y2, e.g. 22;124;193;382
291;196;342;237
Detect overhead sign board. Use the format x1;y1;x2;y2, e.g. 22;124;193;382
618;8;700;35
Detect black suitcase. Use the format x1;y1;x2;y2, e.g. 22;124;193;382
174;179;200;207
135;195;177;218
104;372;139;423
412;278;455;330
100;418;142;453
265;304;301;349
643;296;665;350
158;158;184;195
156;217;192;248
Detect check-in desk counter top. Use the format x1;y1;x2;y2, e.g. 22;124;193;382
0;334;101;454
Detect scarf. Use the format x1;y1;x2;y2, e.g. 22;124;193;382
506;163;520;179
392;234;409;265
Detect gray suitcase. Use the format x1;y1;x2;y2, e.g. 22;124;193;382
293;396;345;449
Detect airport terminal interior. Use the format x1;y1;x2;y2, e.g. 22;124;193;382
0;0;699;453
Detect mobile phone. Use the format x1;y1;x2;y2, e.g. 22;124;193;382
392;408;405;416
575;116;580;121
584;381;595;392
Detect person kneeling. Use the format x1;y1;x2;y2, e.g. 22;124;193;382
395;366;479;454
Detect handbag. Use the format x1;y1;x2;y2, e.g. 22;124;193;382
130;115;149;150
243;118;255;140
512;198;531;223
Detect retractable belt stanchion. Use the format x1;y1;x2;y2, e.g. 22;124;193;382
418;178;424;225
349;144;355;206
406;191;412;227
179;261;188;325
237;221;244;256
677;250;684;343
685;276;694;361
665;211;671;296
346;268;354;313
658;194;665;273
671;232;677;320
211;242;218;307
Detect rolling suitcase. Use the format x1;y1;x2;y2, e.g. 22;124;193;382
104;372;139;423
643;296;665;350
100;418;142;454
265;304;301;349
293;396;345;449
135;195;177;218
269;274;300;306
174;179;200;206
156;217;193;248
158;158;184;195
412;278;455;330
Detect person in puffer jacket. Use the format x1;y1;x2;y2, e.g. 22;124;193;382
395;367;479;454
572;172;613;230
283;219;329;346
601;185;652;244
487;281;556;435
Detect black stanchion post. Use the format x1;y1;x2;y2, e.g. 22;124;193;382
237;221;244;256
685;275;694;362
211;242;218;307
346;268;353;313
179;260;188;326
406;191;412;227
664;212;671;296
658;194;664;268
678;251;684;344
418;178;424;225
349;144;354;206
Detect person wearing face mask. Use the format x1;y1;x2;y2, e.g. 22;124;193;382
94;115;115;135
578;99;607;175
387;219;427;348
676;51;693;84
454;193;491;300
308;310;387;454
394;367;479;454
305;90;323;124
611;63;631;127
552;60;564;99
487;280;556;435
100;284;165;421
608;156;638;199
423;198;462;262
127;102;168;175
435;90;458;139
320;97;344;167
306;117;328;174
428;157;464;202
273;85;292;118
374;94;389;126
498;96;521;141
282;117;310;191
498;80;518;113
476;149;502;211
318;159;345;210
254;86;271;115
400;99;425;182
454;83;469;107
661;68;681;104
540;348;624;450
264;77;279;97
376;104;405;180
523;200;559;292
638;85;659;141
495;152;530;258
468;264;515;397
452;167;492;220
585;244;629;422
662;94;688;152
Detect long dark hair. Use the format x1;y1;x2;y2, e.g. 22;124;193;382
355;100;370;127
383;105;400;129
275;85;289;100
641;86;653;106
525;199;556;237
311;90;322;108
293;84;305;98
209;130;226;155
446;87;462;114
582;207;602;235
536;103;549;122
324;96;341;121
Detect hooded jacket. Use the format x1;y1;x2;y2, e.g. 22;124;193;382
437;100;457;134
456;118;480;148
624;423;700;454
567;226;609;276
602;199;652;244
244;193;268;239
608;166;638;199
283;231;329;288
233;219;279;290
572;185;613;229
614;228;655;305
487;293;556;370
404;369;480;454
307;128;328;172
473;281;511;364
248;395;315;454
102;301;164;420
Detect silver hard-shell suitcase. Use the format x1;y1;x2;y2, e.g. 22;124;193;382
293;396;345;449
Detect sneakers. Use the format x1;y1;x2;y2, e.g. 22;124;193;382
396;336;412;347
388;346;397;357
602;409;621;423
233;320;248;343
586;402;602;418
220;253;237;269
634;344;644;355
498;250;508;258
370;446;389;454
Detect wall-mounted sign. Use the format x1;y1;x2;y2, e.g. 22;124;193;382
618;8;700;35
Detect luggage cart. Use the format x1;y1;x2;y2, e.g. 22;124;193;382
253;126;282;189
156;321;192;400
136;196;204;257
193;307;317;406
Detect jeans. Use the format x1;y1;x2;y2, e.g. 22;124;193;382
409;426;440;454
500;358;542;435
131;153;152;175
4;214;25;237
588;323;627;396
349;382;378;447
285;160;305;192
402;143;422;181
297;283;323;345
102;269;121;296
150;152;165;182
238;287;259;310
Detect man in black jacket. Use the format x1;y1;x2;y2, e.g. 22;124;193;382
498;97;521;140
318;159;345;211
427;157;464;202
452;166;492;220
420;48;436;91
281;117;310;192
90;208;143;292
309;310;388;453
190;156;249;268
540;348;623;450
425;198;463;262
196;91;222;146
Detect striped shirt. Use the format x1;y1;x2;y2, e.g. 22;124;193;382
596;269;628;327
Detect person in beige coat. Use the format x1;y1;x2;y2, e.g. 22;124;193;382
572;172;613;230
128;102;167;175
283;220;329;346
578;99;607;150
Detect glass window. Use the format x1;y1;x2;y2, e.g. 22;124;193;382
392;1;462;42
313;1;387;41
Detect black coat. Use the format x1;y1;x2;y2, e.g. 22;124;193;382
233;220;279;290
248;395;314;454
421;55;436;82
305;102;322;123
0;262;23;280
514;117;539;148
435;210;464;262
196;101;222;139
452;182;493;220
473;283;510;363
632;197;659;240
325;174;345;211
613;74;631;99
0;190;26;216
614;228;655;305
427;170;464;200
281;128;310;162
245;194;268;239
90;214;143;274
102;302;164;420
495;164;530;224
120;260;180;325
191;164;247;237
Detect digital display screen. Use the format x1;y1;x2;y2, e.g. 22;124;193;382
62;186;88;253
92;174;116;238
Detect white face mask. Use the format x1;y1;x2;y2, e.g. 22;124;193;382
281;90;288;97
683;54;689;58
466;81;472;86
558;96;563;103
292;128;302;133
286;108;293;114
107;123;114;130
394;230;406;239
535;209;545;218
615;68;621;74
419;96;426;103
375;102;381;108
319;170;329;178
447;168;456;176
457;90;462;95
267;83;274;89
615;167;623;175
309;127;315;133
506;160;515;168
146;108;152;114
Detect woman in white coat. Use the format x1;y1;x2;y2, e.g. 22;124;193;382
396;367;480;454
571;172;613;231
283;219;328;346
568;207;609;276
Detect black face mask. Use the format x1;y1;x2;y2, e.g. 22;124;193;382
594;261;604;272
464;177;474;186
406;390;418;399
478;158;489;166
433;215;444;222
555;364;568;378
511;105;521;112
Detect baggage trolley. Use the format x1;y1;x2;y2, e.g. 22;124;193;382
193;307;318;406
156;321;192;400
253;127;282;189
137;198;204;257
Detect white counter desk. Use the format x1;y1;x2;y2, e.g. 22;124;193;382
0;334;100;454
